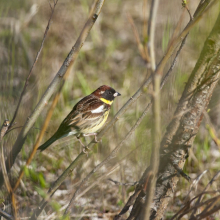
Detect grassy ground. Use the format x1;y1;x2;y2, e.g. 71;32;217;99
0;0;220;219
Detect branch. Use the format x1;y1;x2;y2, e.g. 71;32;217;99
13;79;67;191
64;145;142;216
143;0;161;218
12;1;60;193
8;0;58;130
148;0;160;71
127;13;150;62
170;171;220;219
189;170;220;218
142;0;149;56
0;1;58;188
0;208;14;220
0;120;11;193
108;178;138;186
0;120;18;219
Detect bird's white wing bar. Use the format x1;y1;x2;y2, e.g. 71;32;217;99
91;105;104;113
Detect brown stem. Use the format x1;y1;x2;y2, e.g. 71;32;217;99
0;120;18;219
9;0;58;130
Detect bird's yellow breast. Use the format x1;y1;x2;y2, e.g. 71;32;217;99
82;111;109;134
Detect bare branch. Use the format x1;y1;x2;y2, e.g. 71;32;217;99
185;170;208;202
0;208;14;220
189;170;220;218
9;0;58;130
176;194;220;219
143;0;161;218
170;175;220;220
0;120;18;219
182;0;193;21
127;13;150;62
148;0;159;71
142;0;149;50
13;84;63;191
0;120;11;192
114;189;142;220
108;178;138;186
0;0;58;188
64;146;142;216
47;0;53;11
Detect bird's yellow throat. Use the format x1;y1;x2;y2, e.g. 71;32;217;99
100;98;113;105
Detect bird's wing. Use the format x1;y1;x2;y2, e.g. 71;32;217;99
56;95;109;136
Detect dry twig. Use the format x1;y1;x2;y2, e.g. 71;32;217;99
143;0;160;219
63;145;142;216
170;171;220;220
12;0;59;192
108;178;138;186
9;0;58;130
0;208;14;220
127;13;150;62
147;0;159;71
0;120;18;219
0;0;59;188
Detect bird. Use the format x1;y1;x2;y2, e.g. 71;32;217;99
38;85;121;151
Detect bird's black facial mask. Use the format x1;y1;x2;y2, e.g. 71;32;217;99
102;89;121;101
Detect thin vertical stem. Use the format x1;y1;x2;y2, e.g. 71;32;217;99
144;74;161;220
148;0;160;71
0;120;18;219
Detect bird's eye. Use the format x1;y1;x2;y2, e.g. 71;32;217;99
108;91;111;95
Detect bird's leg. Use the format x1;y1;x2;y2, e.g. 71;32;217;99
83;133;101;143
77;136;89;155
77;136;85;146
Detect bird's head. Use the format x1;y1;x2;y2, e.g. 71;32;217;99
92;85;121;105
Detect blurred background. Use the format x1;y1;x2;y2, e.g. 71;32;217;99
0;0;220;219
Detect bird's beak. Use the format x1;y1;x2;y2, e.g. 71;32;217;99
114;92;121;97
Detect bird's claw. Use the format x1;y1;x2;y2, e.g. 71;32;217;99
94;135;101;143
83;146;90;157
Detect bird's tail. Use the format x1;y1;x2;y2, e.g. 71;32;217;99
38;134;58;152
